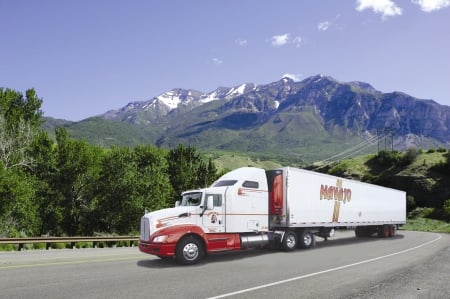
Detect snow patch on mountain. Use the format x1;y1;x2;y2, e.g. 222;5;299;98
157;90;184;109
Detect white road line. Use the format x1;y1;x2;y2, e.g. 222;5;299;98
206;234;442;299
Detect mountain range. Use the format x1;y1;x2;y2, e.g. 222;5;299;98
45;75;450;164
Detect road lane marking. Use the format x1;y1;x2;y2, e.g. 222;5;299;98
207;233;443;299
0;255;141;270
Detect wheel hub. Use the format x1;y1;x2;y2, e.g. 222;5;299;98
183;243;199;260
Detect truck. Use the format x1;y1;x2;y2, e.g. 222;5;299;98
139;166;406;264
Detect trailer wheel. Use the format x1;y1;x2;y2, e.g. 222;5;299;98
378;225;390;238
389;225;396;237
298;230;315;249
175;236;204;265
281;231;297;251
355;226;366;238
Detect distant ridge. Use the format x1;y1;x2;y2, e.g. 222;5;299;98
43;75;450;163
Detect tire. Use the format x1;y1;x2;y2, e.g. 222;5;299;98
281;231;297;251
175;236;204;265
298;230;315;249
355;226;367;238
389;225;396;237
378;225;390;238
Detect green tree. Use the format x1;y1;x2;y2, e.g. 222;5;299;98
0;88;43;236
27;131;61;235
196;158;219;188
0;88;43;169
91;147;137;234
0;166;39;237
133;145;172;212
167;144;202;202
53;128;102;236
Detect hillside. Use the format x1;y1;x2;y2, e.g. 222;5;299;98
43;75;450;164
307;149;450;212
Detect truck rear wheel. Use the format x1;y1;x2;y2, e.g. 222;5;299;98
298;230;315;249
175;236;204;265
378;225;390;238
389;225;396;237
281;231;297;251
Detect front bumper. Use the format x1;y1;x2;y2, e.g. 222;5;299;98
138;240;176;257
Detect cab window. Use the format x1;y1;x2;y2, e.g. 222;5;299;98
206;194;222;207
180;192;202;206
212;180;237;187
242;180;259;189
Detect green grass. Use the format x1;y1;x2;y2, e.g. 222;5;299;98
204;151;283;171
403;217;450;233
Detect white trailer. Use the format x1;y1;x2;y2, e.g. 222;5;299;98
268;167;406;250
139;167;406;264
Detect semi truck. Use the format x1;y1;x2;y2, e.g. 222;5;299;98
139;166;406;264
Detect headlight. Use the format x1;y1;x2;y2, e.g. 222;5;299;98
152;235;168;243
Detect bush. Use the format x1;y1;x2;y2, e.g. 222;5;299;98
402;148;420;165
443;199;450;221
51;242;69;249
75;242;93;249
375;150;403;167
362;173;378;183
407;195;416;212
374;149;419;168
408;207;434;219
328;161;350;176
0;244;16;251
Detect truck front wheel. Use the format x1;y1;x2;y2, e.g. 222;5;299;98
298;230;315;249
175;236;204;265
281;231;297;251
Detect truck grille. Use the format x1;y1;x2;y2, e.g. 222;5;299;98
140;216;150;241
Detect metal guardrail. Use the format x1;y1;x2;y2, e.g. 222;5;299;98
0;236;139;250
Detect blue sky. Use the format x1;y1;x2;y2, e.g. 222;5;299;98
1;0;449;121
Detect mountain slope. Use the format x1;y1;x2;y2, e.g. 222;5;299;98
43;75;450;163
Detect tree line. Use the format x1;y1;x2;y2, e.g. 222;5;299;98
0;88;219;237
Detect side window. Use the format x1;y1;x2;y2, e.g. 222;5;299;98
206;194;222;207
188;197;200;206
242;180;259;189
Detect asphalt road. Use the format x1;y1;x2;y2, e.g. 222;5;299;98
0;230;448;299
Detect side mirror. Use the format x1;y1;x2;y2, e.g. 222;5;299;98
207;196;214;210
175;201;180;207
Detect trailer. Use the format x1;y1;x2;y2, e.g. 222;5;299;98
139;167;406;264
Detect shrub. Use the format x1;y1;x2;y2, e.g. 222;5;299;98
51;242;68;249
375;150;403;167
362;173;378;183
443;199;450;221
402;148;420;165
328;161;350;176
407;195;416;212
408;207;434;219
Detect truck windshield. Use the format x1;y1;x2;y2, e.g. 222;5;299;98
212;180;238;187
180;192;203;206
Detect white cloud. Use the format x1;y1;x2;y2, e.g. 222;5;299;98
412;0;450;12
292;36;303;47
282;73;302;81
212;58;223;65
355;0;403;19
236;38;248;46
271;33;290;47
318;21;330;31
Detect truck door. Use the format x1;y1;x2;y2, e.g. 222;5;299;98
202;194;225;233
